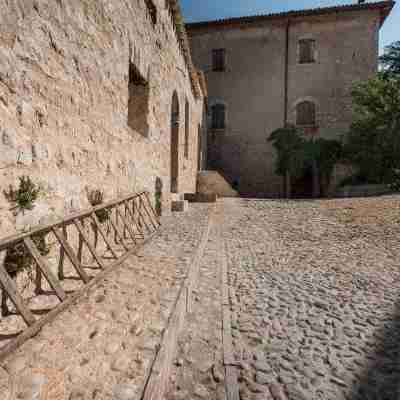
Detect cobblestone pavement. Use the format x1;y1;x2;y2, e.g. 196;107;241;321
0;204;213;400
2;196;400;400
222;197;400;400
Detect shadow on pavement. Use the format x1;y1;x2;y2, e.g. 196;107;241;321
350;298;400;400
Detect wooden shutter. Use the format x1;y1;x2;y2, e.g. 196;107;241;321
297;102;316;126
299;39;315;64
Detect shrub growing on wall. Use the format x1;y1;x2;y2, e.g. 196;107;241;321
2;177;49;315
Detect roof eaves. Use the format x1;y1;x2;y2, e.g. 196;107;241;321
186;1;395;31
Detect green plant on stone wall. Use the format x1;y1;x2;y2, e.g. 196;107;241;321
87;189;109;223
2;176;49;293
4;176;41;214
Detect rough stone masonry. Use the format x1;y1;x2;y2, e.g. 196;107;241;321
0;0;206;239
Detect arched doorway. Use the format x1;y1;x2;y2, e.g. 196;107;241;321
171;91;180;193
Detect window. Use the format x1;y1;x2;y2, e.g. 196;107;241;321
296;101;316;127
212;49;226;72
211;104;226;130
145;0;157;26
298;39;316;64
128;63;150;137
184;100;190;159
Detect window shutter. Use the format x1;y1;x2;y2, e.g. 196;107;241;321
297;101;316;126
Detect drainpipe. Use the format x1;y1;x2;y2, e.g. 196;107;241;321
284;19;290;126
284;19;291;198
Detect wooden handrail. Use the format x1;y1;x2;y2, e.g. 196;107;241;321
0;191;148;251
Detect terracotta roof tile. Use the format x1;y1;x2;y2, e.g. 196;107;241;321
186;1;395;31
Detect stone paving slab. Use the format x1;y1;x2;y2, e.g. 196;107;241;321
164;206;226;400
0;204;213;400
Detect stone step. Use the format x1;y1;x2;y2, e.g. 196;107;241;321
171;200;189;212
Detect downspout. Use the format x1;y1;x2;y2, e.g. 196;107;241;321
284;19;291;198
284;19;290;126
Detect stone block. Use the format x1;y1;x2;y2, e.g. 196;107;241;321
184;193;218;203
171;200;189;212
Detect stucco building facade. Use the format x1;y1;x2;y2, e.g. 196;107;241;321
187;1;395;197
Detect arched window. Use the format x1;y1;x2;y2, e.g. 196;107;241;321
296;101;316;127
211;103;226;130
184;100;190;159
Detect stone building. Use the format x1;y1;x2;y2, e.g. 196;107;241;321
187;1;395;198
0;0;206;237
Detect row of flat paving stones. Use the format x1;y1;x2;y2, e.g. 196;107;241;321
165;207;226;400
221;197;400;400
0;204;213;400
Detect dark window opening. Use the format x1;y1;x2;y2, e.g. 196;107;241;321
184;100;190;159
296;101;316;127
212;49;226;72
145;0;157;26
128;63;150;137
299;39;316;64
211;104;226;130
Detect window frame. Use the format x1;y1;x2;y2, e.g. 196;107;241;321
298;39;316;64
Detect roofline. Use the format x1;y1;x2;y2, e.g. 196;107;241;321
186;1;395;32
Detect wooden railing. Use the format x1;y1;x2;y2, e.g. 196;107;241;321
0;191;160;361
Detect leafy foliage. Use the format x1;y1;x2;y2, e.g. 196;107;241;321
4;235;49;281
343;74;400;184
4;176;41;214
3;176;48;281
88;189;109;223
268;125;306;180
380;41;400;75
389;169;400;192
268;125;343;194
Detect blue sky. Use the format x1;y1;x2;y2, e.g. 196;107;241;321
181;0;399;52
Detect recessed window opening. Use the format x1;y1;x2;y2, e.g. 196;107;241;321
299;39;316;64
184;100;190;159
211;103;226;130
128;63;150;137
145;0;157;26
212;49;226;72
296;101;316;127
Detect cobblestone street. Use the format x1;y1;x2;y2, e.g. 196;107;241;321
222;197;400;400
1;196;400;399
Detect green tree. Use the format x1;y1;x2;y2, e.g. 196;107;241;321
268;125;306;198
380;41;400;75
344;74;400;184
269;126;342;198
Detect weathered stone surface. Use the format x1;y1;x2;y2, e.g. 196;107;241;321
0;0;205;240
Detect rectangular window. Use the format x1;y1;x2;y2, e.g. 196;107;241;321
128;63;150;137
212;49;226;72
212;104;226;130
299;39;315;64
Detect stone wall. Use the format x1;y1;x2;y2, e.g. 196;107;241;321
0;0;205;238
188;7;382;197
